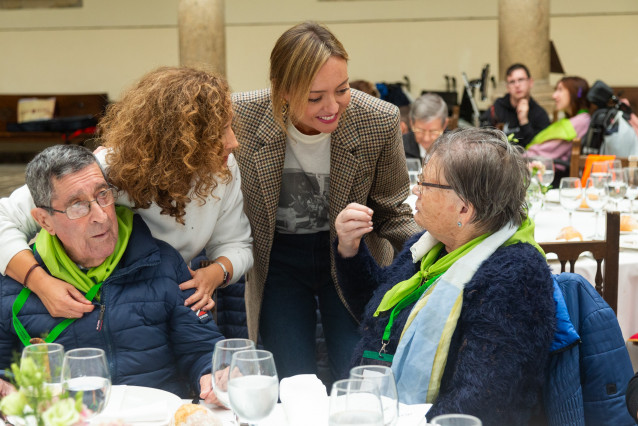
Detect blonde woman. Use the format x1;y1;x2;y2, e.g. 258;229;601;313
233;21;419;383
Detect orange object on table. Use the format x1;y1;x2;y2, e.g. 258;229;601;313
621;215;638;232
581;154;616;186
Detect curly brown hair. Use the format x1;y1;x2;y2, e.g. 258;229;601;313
100;66;232;225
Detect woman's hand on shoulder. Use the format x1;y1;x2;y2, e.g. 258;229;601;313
335;203;374;258
29;272;95;318
179;265;220;312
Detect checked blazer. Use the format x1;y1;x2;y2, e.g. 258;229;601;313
232;88;420;341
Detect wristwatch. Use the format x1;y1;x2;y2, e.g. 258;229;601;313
214;261;230;285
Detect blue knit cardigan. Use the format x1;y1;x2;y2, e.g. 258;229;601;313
335;232;556;426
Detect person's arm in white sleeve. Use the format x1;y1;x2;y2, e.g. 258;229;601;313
179;155;253;311
0;185;94;318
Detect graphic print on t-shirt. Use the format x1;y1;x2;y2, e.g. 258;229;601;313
276;168;329;234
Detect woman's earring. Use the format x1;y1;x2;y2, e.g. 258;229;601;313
457;221;462;228
282;100;289;116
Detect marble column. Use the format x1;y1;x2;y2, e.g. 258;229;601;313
498;0;553;115
178;0;226;77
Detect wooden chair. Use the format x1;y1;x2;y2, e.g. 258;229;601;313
198;260;219;322
539;210;620;313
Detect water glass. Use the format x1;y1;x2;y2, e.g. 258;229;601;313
526;180;543;219
349;366;398;426
624;167;638;215
61;348;111;418
559;177;583;227
607;160;627;210
329;378;384;426
431;414;482;426
585;176;609;239
228;349;279;426
21;343;65;398
528;157;555;190
212;338;255;409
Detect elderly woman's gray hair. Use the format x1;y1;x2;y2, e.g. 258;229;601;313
26;145;105;208
410;93;448;125
426;127;530;234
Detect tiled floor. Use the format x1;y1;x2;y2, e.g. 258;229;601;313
0;164;27;197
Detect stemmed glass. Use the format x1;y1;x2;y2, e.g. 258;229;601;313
528;157;555;205
228;349;279;426
21;343;65;398
526;180;543;219
559;177;583;228
211;338;255;423
585;176;609;240
607;160;627;211
61;348;111;419
349;366;398;426
329;378;384;426
624;167;638;216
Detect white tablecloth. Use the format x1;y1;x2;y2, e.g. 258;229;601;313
533;201;638;341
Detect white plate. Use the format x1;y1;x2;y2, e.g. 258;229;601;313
91;385;183;426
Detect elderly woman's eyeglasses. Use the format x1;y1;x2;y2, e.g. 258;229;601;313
38;187;117;220
416;173;453;194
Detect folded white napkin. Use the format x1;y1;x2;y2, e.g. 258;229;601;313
91;385;169;423
279;374;328;426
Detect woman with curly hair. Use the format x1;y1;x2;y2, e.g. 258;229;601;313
0;66;252;317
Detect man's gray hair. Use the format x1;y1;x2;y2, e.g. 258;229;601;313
426;127;530;234
26;145;105;208
410;93;448;126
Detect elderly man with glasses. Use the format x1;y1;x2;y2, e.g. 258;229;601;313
0;145;224;404
481;63;550;147
403;93;449;164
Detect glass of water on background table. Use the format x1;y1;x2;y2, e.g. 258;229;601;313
624;167;638;215
559;177;583;228
21;343;64;398
228;349;278;426
329;378;384;426
61;348;111;419
349;366;398;426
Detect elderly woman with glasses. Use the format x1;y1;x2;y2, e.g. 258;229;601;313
334;128;555;425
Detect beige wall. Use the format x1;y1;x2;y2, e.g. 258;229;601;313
1;0;637;110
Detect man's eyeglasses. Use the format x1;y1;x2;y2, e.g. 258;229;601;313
38;187;117;220
506;78;529;86
412;128;444;138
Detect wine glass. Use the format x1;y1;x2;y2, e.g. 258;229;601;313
21;343;65;398
349;366;398;426
585;176;609;240
607;160;627;210
61;348;111;419
329;378;384;426
526;179;543;219
211;338;255;413
528;157;555;205
590;160;610;180
430;414;483;425
228;349;279;426
624;167;638;216
559;178;583;228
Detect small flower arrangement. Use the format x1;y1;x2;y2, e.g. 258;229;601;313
0;357;88;426
528;160;552;194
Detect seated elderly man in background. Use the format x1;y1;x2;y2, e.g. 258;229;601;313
403;93;448;163
335;128;555;425
0;145;223;401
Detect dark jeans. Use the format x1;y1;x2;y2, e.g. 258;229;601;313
259;232;360;388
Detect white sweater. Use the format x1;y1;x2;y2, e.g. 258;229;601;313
0;152;253;284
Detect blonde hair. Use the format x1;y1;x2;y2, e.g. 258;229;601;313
269;21;349;132
100;66;232;225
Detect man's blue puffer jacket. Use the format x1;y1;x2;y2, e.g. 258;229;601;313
0;215;224;397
